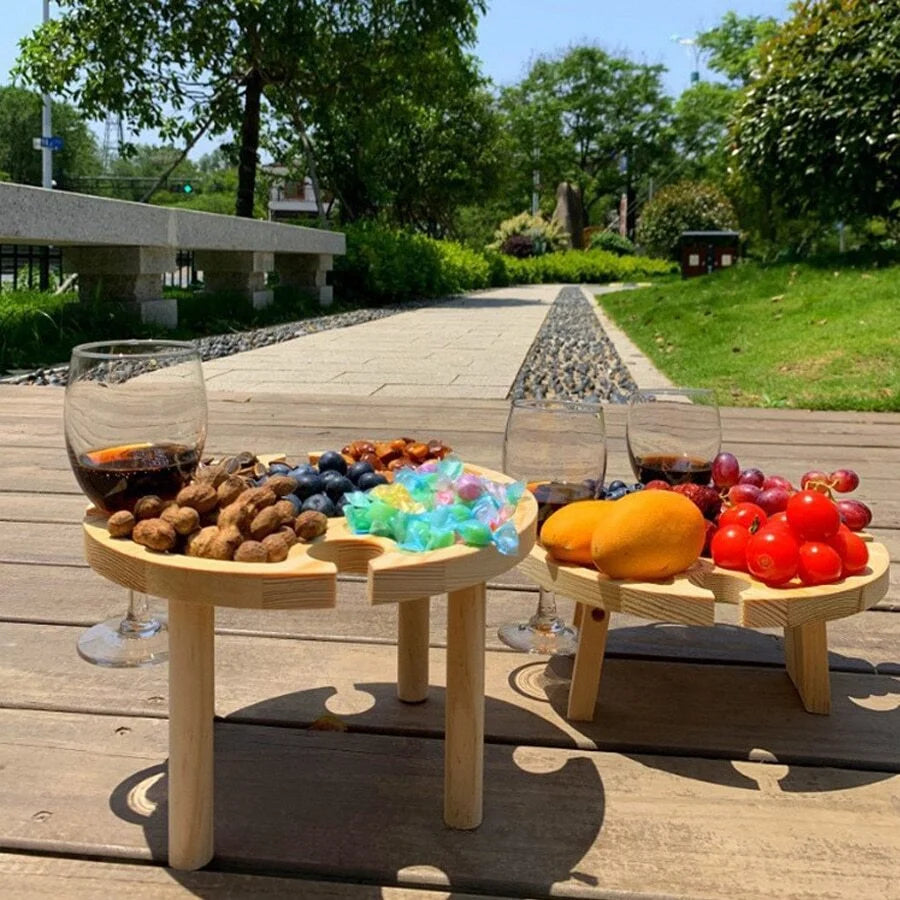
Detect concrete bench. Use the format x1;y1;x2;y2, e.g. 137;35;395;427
0;183;345;326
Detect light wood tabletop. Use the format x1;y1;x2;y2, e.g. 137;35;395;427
0;385;898;898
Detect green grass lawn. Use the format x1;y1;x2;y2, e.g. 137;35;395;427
598;259;900;412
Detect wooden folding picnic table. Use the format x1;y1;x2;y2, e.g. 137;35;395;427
81;466;537;870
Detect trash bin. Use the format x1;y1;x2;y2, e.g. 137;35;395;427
679;231;740;279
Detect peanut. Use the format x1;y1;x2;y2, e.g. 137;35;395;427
161;504;201;536
262;531;291;562
176;482;218;514
250;505;284;541
107;510;136;538
132;518;176;552
133;495;164;520
234;540;269;563
266;475;299;497
295;510;328;541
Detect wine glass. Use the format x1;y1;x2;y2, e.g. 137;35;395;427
626;387;721;485
64;340;208;667
497;398;607;655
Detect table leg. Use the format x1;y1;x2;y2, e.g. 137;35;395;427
783;620;831;714
444;582;485;830
397;596;430;703
567;606;611;721
168;599;215;870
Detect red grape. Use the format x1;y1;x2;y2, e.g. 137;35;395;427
830;468;860;493
711;452;741;488
797;541;843;586
746;526;800;585
739;468;765;488
786;490;841;541
835;498;872;532
762;474;794;492
644;480;672;491
756;487;791;515
728;483;762;505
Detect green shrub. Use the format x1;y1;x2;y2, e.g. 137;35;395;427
589;231;635;256
488;212;569;256
636;181;739;259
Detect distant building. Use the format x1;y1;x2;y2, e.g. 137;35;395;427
265;166;337;222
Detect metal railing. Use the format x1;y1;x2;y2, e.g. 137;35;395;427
0;244;63;291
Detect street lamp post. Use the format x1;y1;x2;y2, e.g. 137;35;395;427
41;0;52;189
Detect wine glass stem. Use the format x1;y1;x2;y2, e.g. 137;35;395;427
120;590;156;634
530;588;564;631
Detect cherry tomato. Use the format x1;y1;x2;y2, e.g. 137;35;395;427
710;525;751;570
745;526;799;585
719;502;768;533
797;541;843;586
766;511;792;532
785;490;841;541
827;525;869;577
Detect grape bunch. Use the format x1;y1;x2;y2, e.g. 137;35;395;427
709;451;872;531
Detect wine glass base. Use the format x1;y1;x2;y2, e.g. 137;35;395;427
497;620;579;656
77;614;169;667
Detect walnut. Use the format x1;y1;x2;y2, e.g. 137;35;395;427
160;504;201;536
175;482;218;514
250;506;284;541
132;518;176;552
262;531;291;562
184;526;233;560
234;540;269;563
266;474;299;497
133;495;164;520
294;510;328;542
217;475;248;508
107;510;135;538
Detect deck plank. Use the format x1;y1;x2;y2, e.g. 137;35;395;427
0;708;897;900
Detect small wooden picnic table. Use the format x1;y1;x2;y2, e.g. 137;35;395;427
0;385;897;898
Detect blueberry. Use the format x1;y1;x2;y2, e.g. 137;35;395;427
631;482;644;492
336;494;351;515
325;475;355;503
347;460;375;484
282;493;302;515
294;472;324;500
289;464;318;480
301;493;337;517
267;462;292;475
357;471;388;491
595;485;607;499
607;486;628;500
607;480;627;493
317;450;348;476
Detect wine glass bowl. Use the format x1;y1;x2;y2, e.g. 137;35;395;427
498;398;607;655
65;340;208;667
625;387;721;486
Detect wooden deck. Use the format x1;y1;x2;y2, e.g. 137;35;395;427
0;385;898;899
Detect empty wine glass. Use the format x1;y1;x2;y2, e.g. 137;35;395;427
498;398;607;655
626;387;721;485
65;340;207;667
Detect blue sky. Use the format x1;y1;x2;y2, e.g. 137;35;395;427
1;0;791;159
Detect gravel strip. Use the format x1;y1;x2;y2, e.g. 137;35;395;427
0;297;454;387
510;286;637;402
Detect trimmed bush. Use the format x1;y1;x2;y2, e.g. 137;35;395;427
637;181;739;259
589;230;636;256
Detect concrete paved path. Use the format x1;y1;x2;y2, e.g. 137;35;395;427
201;283;671;397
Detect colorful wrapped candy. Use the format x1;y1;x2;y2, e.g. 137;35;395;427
343;455;524;555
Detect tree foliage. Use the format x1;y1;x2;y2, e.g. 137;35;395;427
498;46;673;232
0;85;100;186
731;0;900;224
696;11;779;86
15;0;486;220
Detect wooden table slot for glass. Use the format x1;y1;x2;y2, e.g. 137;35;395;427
519;540;891;721
81;465;537;871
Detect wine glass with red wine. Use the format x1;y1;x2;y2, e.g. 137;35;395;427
497;398;607;655
626;388;721;486
65;340;207;666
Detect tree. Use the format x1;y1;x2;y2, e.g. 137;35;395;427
0;85;100;186
731;0;900;224
15;1;486;219
669;81;735;183
696;11;780;86
499;47;673;237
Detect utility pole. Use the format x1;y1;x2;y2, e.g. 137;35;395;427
41;0;52;189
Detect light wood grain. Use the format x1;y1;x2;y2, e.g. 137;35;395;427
397;596;430;702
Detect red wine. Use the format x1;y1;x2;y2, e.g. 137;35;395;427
68;441;200;513
632;453;712;486
528;481;595;535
